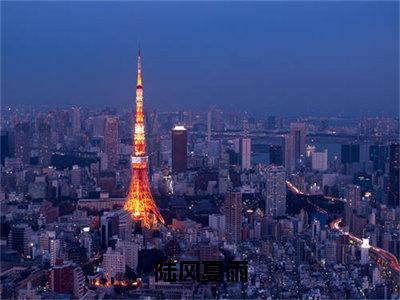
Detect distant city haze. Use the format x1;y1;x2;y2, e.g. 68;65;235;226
1;1;398;116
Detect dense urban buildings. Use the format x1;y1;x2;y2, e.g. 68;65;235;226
1;98;399;299
1;2;399;299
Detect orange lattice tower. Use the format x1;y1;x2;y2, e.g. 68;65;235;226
124;48;165;228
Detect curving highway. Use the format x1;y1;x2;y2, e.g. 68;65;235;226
286;181;346;203
287;180;400;274
330;218;400;274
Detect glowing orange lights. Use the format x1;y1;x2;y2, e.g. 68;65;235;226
330;218;400;273
124;49;165;229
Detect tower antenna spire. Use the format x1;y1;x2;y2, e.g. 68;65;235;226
137;45;142;87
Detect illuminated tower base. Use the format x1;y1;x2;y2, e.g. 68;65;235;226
124;156;164;229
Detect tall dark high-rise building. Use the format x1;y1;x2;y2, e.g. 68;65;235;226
171;125;188;173
8;224;32;254
369;145;388;172
267;116;277;130
284;134;294;172
341;144;360;164
1;130;10;165
38;122;52;166
289;123;306;169
72;106;81;135
224;190;242;244
14;122;31;165
388;143;399;207
104;116;119;171
269;145;283;166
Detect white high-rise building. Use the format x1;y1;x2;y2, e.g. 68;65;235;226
73;265;85;298
103;247;125;279
116;239;139;271
240;138;251;170
361;238;370;265
70;165;82;188
50;239;62;266
209;214;226;234
39;230;55;255
265;165;286;217
312;149;328;171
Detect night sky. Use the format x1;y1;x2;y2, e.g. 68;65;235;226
1;1;398;116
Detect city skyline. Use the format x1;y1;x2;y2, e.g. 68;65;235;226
1;2;399;300
2;1;399;116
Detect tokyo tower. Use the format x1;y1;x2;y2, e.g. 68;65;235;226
124;49;165;228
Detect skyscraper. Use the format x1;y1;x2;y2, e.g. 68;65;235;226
312;149;328;172
267;116;277;130
38;122;52;166
207;108;212;143
224;190;242;244
344;184;361;228
283;134;294;172
104;116;119;171
171;125;188;173
240;138;251;170
289;122;306;169
265;165;287;217
115;239;139;271
72;106;81;135
388;143;399;207
341;144;360;164
269;145;283;166
93;115;105;137
14;122;31;165
48;260;74;294
1;130;10;165
369;144;388;172
8;224;33;255
124;49;164;228
345;184;361;212
102;247;125;280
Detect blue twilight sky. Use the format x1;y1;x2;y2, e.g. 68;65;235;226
1;1;399;116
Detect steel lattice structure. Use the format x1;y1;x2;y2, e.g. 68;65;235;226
124;49;165;228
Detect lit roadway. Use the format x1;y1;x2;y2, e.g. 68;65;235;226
286;180;346;203
330;218;400;274
286;180;327;214
287;181;400;274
